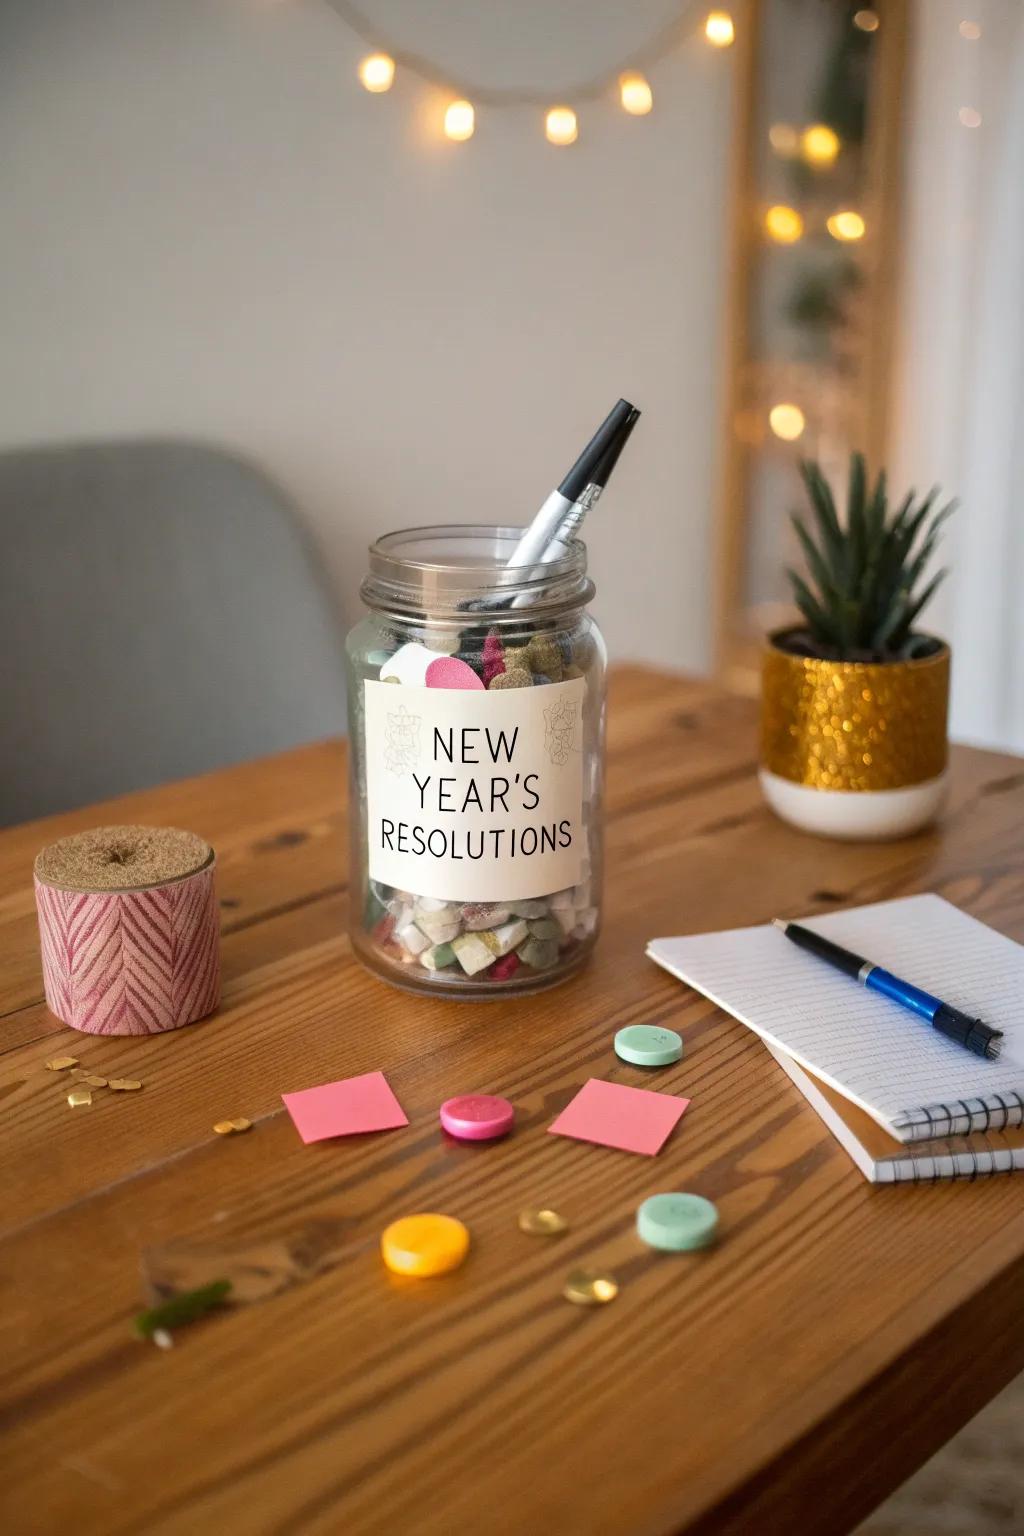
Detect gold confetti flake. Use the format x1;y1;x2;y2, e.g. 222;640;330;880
108;1079;143;1092
213;1117;252;1136
518;1206;568;1236
77;1073;108;1088
563;1268;619;1307
45;1056;78;1071
67;1088;93;1108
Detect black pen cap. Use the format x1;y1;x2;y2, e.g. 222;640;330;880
589;405;640;491
557;399;636;502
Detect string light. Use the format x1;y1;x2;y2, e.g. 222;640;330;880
619;73;653;115
444;100;475;141
768;123;800;158
853;9;880;31
358;53;395;93
959;21;981;40
801;123;840;165
332;7;745;146
545;107;578;146
769;403;806;441
764;205;804;244
826;209;866;242
704;11;735;48
958;106;982;127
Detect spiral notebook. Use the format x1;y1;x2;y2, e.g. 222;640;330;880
647;895;1024;1162
765;1044;1024;1183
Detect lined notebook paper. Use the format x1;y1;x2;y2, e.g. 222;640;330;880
648;895;1024;1143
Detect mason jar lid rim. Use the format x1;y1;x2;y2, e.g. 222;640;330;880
368;523;587;581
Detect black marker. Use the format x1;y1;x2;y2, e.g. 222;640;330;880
507;399;637;571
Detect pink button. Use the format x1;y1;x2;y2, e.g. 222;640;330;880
440;1094;515;1141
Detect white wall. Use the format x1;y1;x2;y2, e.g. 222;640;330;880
0;0;732;669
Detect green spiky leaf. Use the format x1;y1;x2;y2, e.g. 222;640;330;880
785;455;953;661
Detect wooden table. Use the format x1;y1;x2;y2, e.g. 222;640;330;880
3;666;1024;1536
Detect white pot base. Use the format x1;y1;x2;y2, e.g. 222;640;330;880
759;768;949;841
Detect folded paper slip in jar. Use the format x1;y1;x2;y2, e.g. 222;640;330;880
34;825;220;1036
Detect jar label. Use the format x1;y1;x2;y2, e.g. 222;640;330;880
364;676;586;901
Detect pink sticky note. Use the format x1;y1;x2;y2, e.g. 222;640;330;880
548;1078;690;1156
282;1070;409;1144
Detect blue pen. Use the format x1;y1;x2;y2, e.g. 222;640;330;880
772;918;1004;1061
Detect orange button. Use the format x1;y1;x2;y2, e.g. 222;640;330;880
381;1214;470;1277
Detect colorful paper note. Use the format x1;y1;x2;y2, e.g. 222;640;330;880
282;1071;409;1144
548;1077;690;1156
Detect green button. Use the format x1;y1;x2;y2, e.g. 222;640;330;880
614;1024;683;1067
636;1193;718;1252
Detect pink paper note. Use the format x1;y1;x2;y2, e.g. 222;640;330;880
282;1071;409;1144
548;1077;690;1156
425;655;484;690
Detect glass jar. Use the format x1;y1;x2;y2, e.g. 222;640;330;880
345;525;607;997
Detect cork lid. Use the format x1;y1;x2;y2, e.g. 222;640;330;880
34;825;214;893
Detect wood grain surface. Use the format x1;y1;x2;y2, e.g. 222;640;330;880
3;666;1024;1536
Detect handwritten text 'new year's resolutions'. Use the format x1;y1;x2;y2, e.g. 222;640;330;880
380;723;572;862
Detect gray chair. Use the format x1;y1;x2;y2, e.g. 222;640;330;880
0;439;348;825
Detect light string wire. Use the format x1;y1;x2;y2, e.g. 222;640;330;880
322;0;708;105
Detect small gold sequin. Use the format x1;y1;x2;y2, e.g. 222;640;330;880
563;1269;618;1307
75;1073;108;1088
213;1117;252;1135
45;1056;78;1071
108;1079;143;1092
518;1206;568;1236
67;1088;93;1108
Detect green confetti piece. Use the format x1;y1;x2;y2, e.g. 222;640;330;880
134;1279;233;1340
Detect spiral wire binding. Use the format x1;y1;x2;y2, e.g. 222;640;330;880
893;1088;1024;1142
887;1126;1020;1183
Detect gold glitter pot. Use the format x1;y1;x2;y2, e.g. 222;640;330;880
563;1268;619;1306
518;1206;569;1236
760;632;951;840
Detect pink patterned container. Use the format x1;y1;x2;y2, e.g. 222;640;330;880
34;825;220;1036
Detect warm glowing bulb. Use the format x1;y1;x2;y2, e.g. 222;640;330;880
769;403;806;441
764;205;804;244
545;106;578;146
826;209;866;241
768;123;800;158
801;123;840;165
619;73;653;115
704;11;735;47
358;53;395;93
853;9;879;31
444;100;475;141
959;20;981;40
959;105;982;127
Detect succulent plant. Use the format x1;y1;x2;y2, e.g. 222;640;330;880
786;453;955;661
